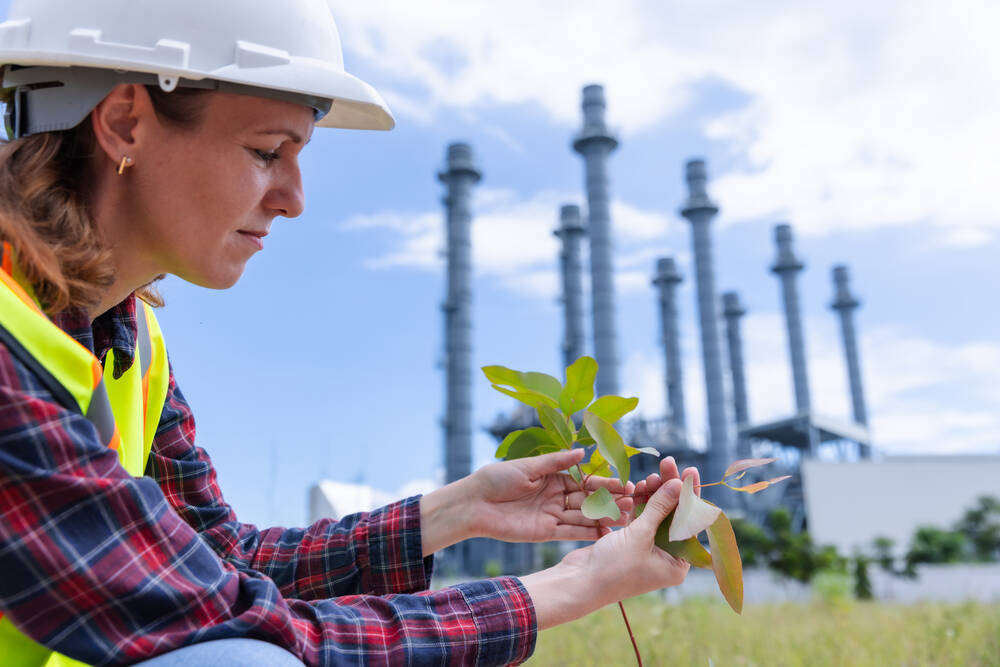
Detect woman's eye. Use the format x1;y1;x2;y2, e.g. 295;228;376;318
253;149;281;164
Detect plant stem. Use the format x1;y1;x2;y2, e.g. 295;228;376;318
618;601;643;667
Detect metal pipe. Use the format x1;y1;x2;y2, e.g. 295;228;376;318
722;291;750;426
555;204;587;371
831;265;869;428
679;158;732;493
439;143;481;484
572;84;620;396
652;257;687;442
771;224;812;414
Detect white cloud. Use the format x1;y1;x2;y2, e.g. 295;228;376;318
342;189;683;298
332;0;1000;244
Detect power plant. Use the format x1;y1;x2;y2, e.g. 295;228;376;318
437;84;873;574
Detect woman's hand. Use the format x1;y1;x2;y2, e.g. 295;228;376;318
467;449;634;543
520;475;691;629
419;449;634;556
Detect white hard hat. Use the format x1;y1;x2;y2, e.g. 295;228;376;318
0;0;394;137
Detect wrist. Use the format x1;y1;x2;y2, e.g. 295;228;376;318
419;478;476;556
520;558;596;630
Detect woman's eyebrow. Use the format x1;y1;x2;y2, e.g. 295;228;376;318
253;129;310;145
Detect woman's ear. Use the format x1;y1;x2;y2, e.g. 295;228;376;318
90;84;157;170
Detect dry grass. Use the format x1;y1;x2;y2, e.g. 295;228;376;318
530;597;1000;666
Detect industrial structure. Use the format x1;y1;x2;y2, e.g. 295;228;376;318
442;84;874;573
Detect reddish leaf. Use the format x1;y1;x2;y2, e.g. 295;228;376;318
655;510;713;569
706;512;743;615
729;475;792;494
722;457;777;479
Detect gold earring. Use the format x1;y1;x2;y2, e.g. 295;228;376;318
117;155;134;175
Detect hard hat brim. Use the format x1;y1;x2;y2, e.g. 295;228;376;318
0;49;395;131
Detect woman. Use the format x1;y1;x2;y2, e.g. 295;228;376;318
0;1;698;665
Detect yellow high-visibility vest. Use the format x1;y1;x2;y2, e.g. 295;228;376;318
0;243;171;667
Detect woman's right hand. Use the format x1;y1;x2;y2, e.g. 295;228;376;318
520;475;690;629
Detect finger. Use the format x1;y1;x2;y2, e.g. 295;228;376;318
635;478;683;535
682;466;701;497
524;448;585;479
580;475;626;494
659;456;680;482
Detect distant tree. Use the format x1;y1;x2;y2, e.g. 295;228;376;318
853;555;874;600
904;525;966;575
955;495;1000;562
872;536;896;572
731;518;771;568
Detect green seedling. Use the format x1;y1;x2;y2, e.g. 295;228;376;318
484;355;791;666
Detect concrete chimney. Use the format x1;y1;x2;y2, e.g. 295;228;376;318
771;224;811;414
679;159;732;494
439;143;481;484
572;84;620;396
555;204;587;371
722;292;750;427
652;257;687;441
831;265;869;428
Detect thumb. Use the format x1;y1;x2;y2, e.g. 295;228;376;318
521;448;584;477
636;478;682;533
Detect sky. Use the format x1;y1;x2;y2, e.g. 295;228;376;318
2;1;998;528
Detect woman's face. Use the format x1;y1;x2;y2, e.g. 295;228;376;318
125;91;315;289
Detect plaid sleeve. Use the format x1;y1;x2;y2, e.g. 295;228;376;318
0;346;538;666
146;363;433;599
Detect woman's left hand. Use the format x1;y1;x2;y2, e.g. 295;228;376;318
466;449;634;543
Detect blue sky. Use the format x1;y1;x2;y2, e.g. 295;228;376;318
3;1;998;528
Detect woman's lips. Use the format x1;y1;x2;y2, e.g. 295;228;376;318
237;230;266;250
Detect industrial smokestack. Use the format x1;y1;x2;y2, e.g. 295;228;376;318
439;143;481;484
722;292;750;427
679;159;732;495
572;84;620;396
771;224;811;414
555;204;587;371
831;265;869;428
652;257;687;441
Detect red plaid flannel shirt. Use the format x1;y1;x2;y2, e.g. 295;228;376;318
0;294;537;665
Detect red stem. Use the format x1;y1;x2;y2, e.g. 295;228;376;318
618;601;643;667
579;501;642;667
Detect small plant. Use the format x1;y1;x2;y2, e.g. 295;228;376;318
484;356;790;665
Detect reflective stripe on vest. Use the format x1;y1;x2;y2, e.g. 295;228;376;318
0;244;171;667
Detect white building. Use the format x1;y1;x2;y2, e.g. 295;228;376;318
802;455;1000;557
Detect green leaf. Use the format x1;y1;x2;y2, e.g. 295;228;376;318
495;429;523;459
559;356;597;414
655;509;713;569
580;448;612;477
587;395;639;424
568;465;583;485
504;427;558;460
707;512;744;614
491;384;560;410
483;365;564;407
580;487;621;521
583;412;630;484
625;444;661;458
521;371;564;403
668;475;722;541
537;404;573;449
576;425;596;446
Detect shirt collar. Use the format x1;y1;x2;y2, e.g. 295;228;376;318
52;294;139;380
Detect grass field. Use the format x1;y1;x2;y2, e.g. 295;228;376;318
530;597;1000;666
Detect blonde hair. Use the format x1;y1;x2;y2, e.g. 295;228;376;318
0;85;209;315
